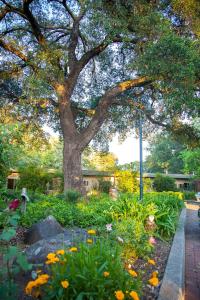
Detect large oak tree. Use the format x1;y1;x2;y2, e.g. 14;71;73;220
0;0;199;193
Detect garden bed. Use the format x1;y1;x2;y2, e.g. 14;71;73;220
0;228;172;300
0;191;184;300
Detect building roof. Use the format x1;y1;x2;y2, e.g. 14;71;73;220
82;170;113;177
7;172;20;180
143;173;194;179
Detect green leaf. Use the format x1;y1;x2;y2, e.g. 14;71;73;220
16;254;32;271
8;214;20;227
4;246;18;261
0;228;16;241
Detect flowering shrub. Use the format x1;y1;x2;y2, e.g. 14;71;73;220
25;240;142;300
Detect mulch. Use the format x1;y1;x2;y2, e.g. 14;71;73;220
135;239;171;300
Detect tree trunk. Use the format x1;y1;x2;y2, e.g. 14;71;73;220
63;141;85;194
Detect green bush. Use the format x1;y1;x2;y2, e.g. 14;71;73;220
183;191;196;200
17;165;54;193
64;189;81;203
0;188;21;204
98;179;112;193
21;191;183;241
153;174;177;192
115;170;139;193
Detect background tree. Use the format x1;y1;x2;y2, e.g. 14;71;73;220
82;148;118;171
180;118;200;177
0;0;199;193
181;149;200;177
153;174;177;192
145;133;185;173
117;161;140;172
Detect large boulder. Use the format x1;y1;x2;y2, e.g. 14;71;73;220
25;228;87;263
24;215;64;244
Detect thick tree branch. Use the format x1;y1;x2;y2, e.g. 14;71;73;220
0;6;9;21
22;0;46;45
62;0;76;20
79;41;109;69
79;76;152;149
0;39;28;62
0;27;33;36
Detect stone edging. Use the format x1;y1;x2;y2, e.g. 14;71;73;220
157;208;186;300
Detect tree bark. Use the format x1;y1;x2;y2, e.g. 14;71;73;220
58;84;86;194
63;141;85;194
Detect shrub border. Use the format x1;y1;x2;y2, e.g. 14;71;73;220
158;208;186;300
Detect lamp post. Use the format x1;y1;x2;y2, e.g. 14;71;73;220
139;110;143;201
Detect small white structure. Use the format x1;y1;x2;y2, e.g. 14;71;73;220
195;192;200;202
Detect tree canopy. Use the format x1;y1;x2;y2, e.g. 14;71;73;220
0;0;199;192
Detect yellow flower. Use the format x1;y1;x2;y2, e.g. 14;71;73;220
152;271;158;278
56;249;65;255
35;274;49;285
69;247;78;252
87;239;93;244
128;270;138;277
103;271;110;277
25;281;36;295
148;259;156;265
130;291;140;300
61;280;69;289
148;277;159;287
47;253;56;260
46;257;59;264
25;274;49;295
87;229;96;235
115;290;125;300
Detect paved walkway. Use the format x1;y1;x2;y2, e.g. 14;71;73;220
185;202;200;300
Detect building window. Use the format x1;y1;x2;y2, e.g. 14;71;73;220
179;184;184;189
184;182;190;190
83;180;89;186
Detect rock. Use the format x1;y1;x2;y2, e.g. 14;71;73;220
25;228;87;263
24;215;64;244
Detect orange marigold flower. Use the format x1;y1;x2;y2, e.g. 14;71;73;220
69;247;78;252
128;270;138;277
47;253;56;260
35;274;49;285
130;291;140;300
152;271;158;278
46;257;59;264
87;239;93;244
87;229;96;235
61;280;69;289
25;281;36;295
115;290;125;300
148;259;156;265
148;277;159;287
103;271;110;277
56;249;65;255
